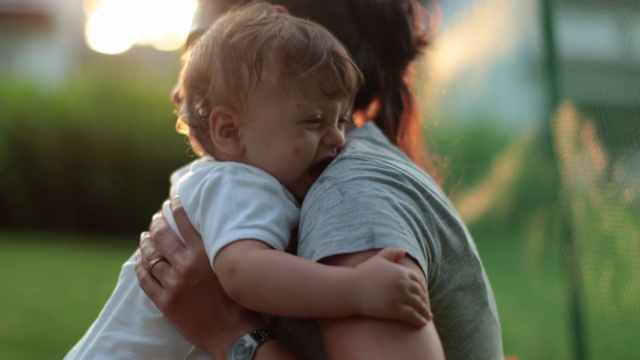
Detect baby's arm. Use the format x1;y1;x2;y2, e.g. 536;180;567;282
214;240;431;326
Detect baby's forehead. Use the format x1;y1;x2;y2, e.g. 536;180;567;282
242;73;350;111
265;64;355;100
270;72;353;103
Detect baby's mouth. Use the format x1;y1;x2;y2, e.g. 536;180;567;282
307;157;335;182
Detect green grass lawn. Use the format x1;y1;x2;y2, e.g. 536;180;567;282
475;227;572;359
0;233;135;359
0;230;572;359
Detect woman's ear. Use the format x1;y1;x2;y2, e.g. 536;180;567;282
209;105;244;156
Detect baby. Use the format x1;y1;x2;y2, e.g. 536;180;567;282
66;3;429;359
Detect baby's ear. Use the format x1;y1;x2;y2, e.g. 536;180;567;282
209;106;244;156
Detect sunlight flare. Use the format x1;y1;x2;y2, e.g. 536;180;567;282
84;0;197;55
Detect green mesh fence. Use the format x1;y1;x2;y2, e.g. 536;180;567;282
548;0;640;358
553;102;640;359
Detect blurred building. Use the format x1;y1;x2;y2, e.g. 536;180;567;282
427;0;639;131
553;0;640;107
551;0;640;201
0;0;85;89
0;0;185;91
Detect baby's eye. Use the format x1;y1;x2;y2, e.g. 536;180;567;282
337;115;351;129
304;115;323;128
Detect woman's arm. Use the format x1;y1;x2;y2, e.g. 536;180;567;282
136;198;436;359
136;197;299;360
318;250;445;360
214;240;430;325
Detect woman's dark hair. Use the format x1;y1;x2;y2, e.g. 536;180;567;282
275;0;441;180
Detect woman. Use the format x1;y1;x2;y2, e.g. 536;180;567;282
137;0;503;359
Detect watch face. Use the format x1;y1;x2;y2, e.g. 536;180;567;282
232;343;251;359
228;335;257;360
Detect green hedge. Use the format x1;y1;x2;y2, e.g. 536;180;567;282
0;72;194;235
1;69;559;237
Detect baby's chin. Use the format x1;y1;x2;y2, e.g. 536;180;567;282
287;157;335;202
287;180;313;204
307;157;334;182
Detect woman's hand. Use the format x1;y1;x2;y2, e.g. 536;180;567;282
135;197;265;358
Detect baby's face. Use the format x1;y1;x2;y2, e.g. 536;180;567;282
238;72;351;201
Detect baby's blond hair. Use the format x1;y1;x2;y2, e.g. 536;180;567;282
176;1;363;156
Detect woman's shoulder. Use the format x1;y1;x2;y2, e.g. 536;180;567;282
329;125;437;188
340;123;413;166
312;123;450;213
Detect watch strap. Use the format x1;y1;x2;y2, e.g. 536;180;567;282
248;329;275;347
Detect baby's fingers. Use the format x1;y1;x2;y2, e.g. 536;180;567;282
408;271;432;320
398;304;428;327
409;282;432;321
404;287;431;323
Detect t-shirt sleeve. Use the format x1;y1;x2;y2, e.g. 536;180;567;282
297;158;436;277
179;164;300;270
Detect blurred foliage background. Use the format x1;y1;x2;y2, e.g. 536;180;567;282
0;65;191;234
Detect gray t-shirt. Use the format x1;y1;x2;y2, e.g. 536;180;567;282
274;123;503;360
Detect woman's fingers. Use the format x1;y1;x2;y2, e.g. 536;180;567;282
150;208;188;264
139;230;166;266
169;196;204;250
135;245;164;296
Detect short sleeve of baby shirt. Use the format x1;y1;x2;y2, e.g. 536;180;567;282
177;161;300;270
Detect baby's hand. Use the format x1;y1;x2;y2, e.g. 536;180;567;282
352;247;431;326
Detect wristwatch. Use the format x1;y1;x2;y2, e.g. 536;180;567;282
227;329;275;360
